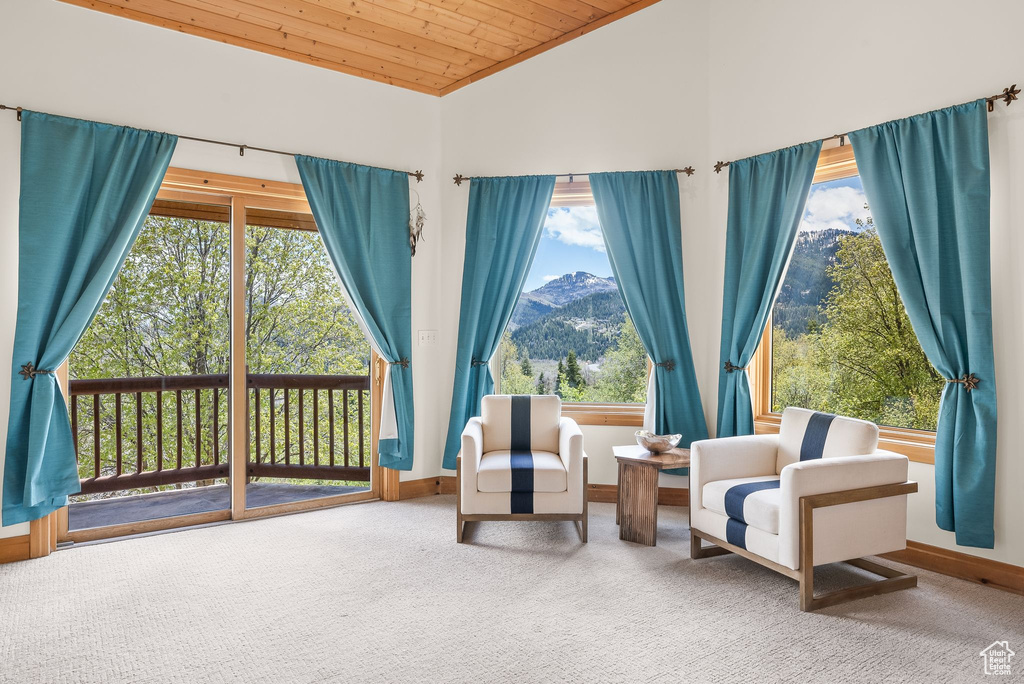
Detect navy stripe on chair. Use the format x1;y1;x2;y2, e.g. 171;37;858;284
724;480;780;522
726;519;748;549
509;395;532;451
799;411;836;461
509;396;534;514
723;479;780;550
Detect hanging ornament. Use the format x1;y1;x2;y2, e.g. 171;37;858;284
409;190;426;256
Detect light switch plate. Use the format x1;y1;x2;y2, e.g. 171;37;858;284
418;330;438;345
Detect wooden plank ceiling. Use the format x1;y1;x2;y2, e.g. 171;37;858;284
59;0;661;96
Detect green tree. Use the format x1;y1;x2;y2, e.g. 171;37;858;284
816;228;942;428
520;357;533;378
70;215;231;379
771;227;943;430
564;350;584;389
69;213;372;494
556;368;586;402
592;317;648;403
498;332;536;395
536;372;548;395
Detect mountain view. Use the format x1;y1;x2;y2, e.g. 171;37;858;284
499;205;646;404
509;271;618;329
509;272;624;360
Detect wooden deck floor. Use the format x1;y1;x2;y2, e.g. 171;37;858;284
68;482;368;531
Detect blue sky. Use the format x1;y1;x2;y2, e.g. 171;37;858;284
523;206;613;291
801;175;870;233
521;176;869;292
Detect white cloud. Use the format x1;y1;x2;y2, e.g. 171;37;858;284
800;185;871;233
542;274;560;282
544;206;605;252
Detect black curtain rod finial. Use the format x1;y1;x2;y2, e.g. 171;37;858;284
0;104;21;121
719;82;1020;167
987;84;1019;112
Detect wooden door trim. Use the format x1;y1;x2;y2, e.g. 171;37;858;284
64;509;232;544
229;196;248;518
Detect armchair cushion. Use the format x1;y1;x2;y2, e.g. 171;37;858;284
702;475;781;535
477;450;567;493
481;395;561;454
777;450;909;569
689;434;778;513
777;407;879;473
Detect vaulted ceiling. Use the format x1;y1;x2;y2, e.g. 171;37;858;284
59;0;661;96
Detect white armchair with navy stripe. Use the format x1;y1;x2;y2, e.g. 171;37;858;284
689;407;918;611
457;395;588;543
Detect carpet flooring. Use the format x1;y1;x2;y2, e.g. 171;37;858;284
1;496;1022;683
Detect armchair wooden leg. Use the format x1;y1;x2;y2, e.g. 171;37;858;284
798;494;917;611
690;483;918;610
456;455;464;543
690;530;732;560
798;558;917;611
580;457;589;543
690;529;701;559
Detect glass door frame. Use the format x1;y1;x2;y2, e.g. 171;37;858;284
49;167;387;546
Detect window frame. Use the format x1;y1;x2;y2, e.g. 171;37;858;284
158;168;393;504
493;177;648;426
748;145;937;465
56;167;392;545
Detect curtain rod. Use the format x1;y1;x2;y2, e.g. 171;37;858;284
452;167;696;186
0;103;425;183
712;84;1020;174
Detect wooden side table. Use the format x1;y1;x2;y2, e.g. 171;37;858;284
613;445;690;546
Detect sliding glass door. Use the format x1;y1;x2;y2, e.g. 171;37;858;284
59;169;382;542
64;196;234;541
241;207;377;513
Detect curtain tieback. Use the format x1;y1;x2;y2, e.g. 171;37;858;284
470;358;489;367
654;360;676;371
723;360;747;373
947;372;980;392
18;362;55;380
390;358;410;369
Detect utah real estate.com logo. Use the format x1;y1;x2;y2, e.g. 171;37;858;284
980;641;1014;676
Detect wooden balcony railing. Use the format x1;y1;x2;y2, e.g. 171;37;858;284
69;372;371;496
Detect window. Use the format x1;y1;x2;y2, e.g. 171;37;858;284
497;178;648;425
70;198;232;507
750;145;939;463
62;168;384;542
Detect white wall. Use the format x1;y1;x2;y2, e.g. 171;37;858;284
438;0;1024;566
0;0;444;538
707;0;1024;567
438;0;713;491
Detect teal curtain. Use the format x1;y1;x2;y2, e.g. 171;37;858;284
590;171;708;474
3;112;176;526
717;141;821;438
442;175;556;470
295;156;415;471
849;100;996;548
